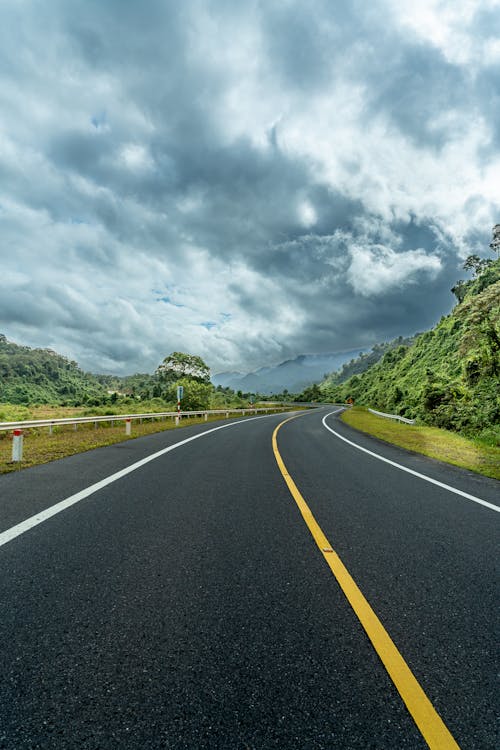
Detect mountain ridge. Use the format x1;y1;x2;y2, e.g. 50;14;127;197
0;335;364;405
213;349;366;394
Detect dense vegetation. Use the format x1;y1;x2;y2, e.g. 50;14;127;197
322;336;416;387
0;338;257;413
321;257;500;444
0;335;109;406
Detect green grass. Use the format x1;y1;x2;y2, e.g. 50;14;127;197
0;402;192;422
341;408;500;480
0;403;91;422
0;410;287;474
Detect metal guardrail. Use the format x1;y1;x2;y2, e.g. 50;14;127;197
0;403;343;463
368;408;415;425
0;407;292;433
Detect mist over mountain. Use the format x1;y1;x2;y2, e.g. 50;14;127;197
213;350;364;394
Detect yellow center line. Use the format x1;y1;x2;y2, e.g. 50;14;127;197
272;414;460;750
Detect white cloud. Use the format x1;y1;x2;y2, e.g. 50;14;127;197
347;243;442;297
385;0;500;67
298;200;317;227
120;143;154;171
0;0;498;375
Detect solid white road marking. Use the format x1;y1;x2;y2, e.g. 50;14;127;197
322;411;499;513
0;413;293;549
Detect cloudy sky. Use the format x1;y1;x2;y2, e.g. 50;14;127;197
1;0;499;376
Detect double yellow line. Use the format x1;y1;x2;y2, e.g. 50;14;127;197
272;415;460;750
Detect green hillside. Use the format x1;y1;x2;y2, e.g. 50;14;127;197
322;335;416;386
322;257;500;443
93;372;158;400
0;338;251;412
0;335;109;405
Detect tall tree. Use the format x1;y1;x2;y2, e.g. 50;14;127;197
462;254;492;276
490;224;500;255
156;352;210;383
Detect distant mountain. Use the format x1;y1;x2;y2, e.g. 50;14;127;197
212;371;244;389
213;350;364;394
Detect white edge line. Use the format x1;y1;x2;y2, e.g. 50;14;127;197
0;412;294;549
322;411;499;513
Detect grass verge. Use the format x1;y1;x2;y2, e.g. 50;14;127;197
341;408;500;481
0;411;286;475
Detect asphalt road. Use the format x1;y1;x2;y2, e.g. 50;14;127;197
0;409;498;749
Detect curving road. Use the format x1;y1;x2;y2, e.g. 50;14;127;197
0;408;498;749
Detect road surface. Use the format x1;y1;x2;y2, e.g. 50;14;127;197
0;408;498;749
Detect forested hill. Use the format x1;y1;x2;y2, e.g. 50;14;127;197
0;335;110;405
321;257;500;441
322;336;416;386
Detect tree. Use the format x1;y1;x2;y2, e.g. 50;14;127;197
452;240;498;302
451;280;468;303
156;352;210;383
463;254;492;277
299;383;322;402
455;280;500;377
489;224;500;255
164;377;212;410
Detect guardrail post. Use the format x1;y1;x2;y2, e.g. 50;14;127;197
175;416;179;426
204;413;208;422
125;418;131;435
12;429;23;462
73;423;77;431
48;423;53;435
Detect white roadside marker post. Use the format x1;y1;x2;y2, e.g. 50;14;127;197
125;418;131;435
204;413;208;422
12;429;23;462
176;385;184;427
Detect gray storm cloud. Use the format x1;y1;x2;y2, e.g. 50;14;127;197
0;0;498;374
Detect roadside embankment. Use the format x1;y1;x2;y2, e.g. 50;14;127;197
341;407;500;480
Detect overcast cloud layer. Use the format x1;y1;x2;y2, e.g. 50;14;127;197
1;0;499;375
